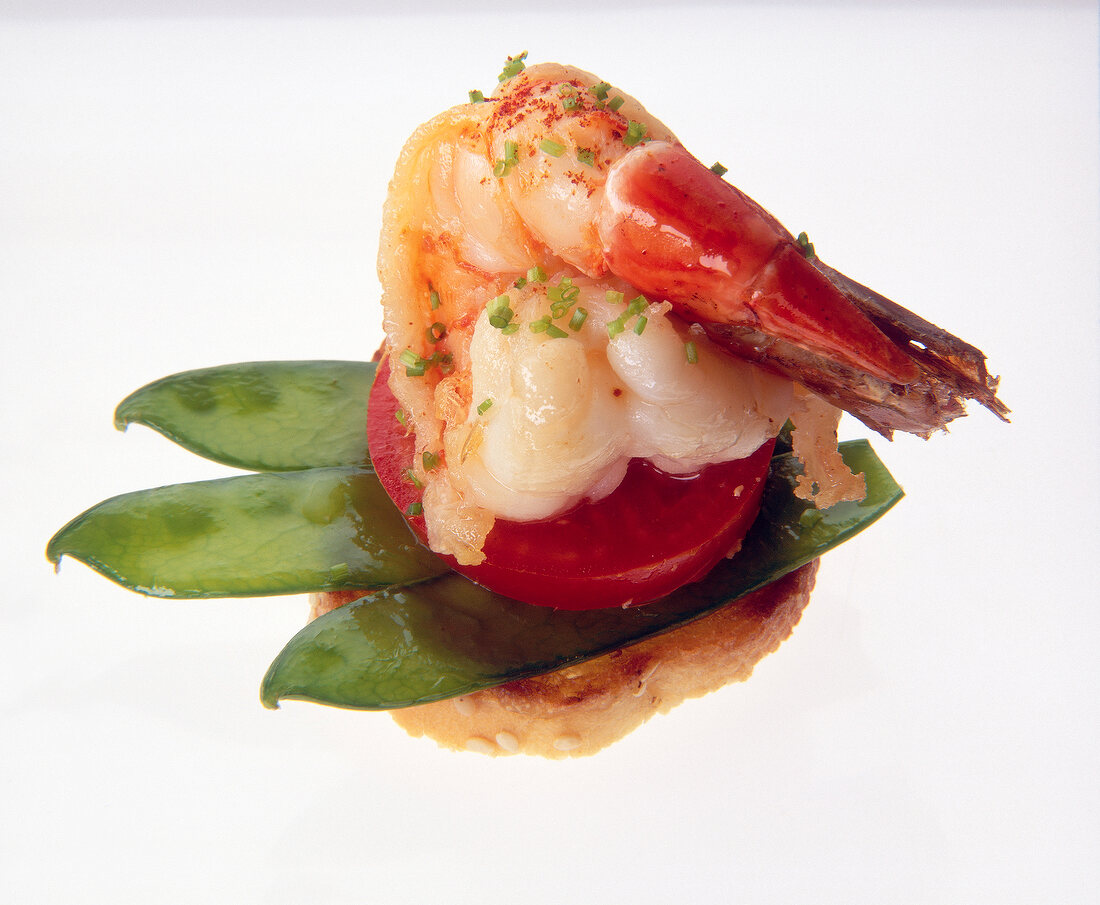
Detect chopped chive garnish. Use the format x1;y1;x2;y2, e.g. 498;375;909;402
608;95;625;112
685;340;698;363
710;161;728;177
549;300;575;319
576;147;596;167
429;289;441;310
623;120;647;147
431;351;455;376
426;321;447;343
607;295;649;338
399;347;453;377
568;307;588;331
605;290;624;305
590;81;611;101
405;502;423;517
493;141;520;178
423;450;439;471
394;409;408;427
513;276;528;290
545;323;568;339
547;276;580;317
469;89;485;104
487;294;515;330
633;315;648;335
539;138;566;158
498;52;527;83
404;468;423;490
796;231;816;259
527;265;547;283
400;348;427;375
554;83;580;109
501;322;520;335
529;316;551;334
477;398;494;416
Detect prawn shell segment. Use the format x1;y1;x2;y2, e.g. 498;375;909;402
598;141;920;385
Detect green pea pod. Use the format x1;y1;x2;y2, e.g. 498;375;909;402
47;467;448;598
114;361;376;471
261;440;902;710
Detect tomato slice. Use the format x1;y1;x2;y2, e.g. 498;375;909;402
368;358;773;609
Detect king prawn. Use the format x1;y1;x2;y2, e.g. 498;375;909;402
372;57;1007;609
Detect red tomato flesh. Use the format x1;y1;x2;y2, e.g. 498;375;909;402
368;358;773;610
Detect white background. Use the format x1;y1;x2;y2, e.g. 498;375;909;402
3;2;1097;903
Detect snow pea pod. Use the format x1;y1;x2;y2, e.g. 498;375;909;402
114;361;376;471
47;466;448;598
261;440;902;710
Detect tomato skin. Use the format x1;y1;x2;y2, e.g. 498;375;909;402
368;358;773;610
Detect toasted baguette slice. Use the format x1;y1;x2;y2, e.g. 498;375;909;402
310;560;817;758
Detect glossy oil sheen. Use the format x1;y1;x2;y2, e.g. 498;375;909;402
47;466;448;598
260;440;902;710
114;360;376;471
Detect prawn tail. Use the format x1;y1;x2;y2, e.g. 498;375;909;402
599;140;1008;438
811;260;1010;427
704;260;1010;438
599;141;919;385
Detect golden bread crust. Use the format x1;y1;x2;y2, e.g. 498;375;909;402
310;560;818;758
